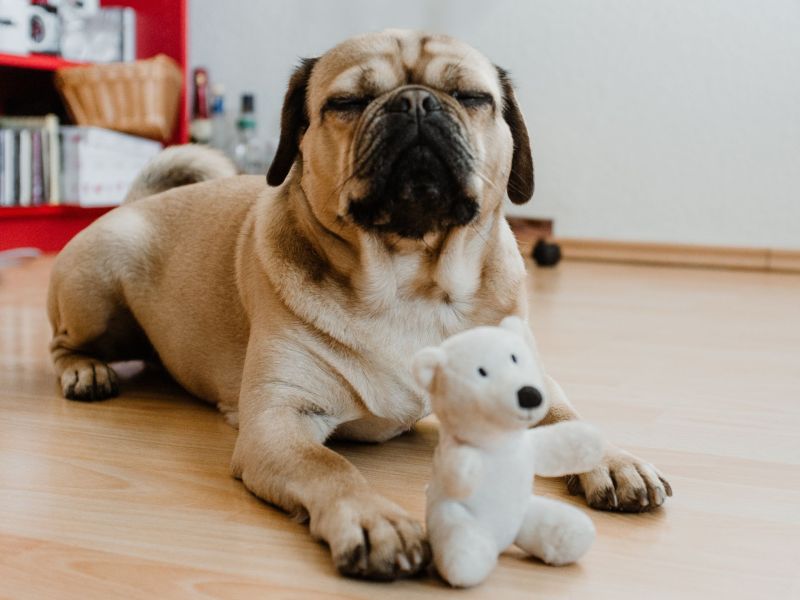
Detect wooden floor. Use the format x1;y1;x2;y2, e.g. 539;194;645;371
1;256;799;599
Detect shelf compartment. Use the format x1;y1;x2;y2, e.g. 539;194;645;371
0;205;115;252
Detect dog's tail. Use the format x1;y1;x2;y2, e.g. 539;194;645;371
124;144;237;202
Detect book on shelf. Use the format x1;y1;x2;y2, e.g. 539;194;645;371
0;130;15;207
17;129;31;206
0;114;61;206
0;118;162;209
32;130;44;205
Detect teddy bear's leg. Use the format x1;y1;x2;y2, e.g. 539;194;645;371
428;501;498;587
514;496;595;566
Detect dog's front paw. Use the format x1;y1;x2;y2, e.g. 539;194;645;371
61;360;119;401
566;447;672;512
312;492;430;580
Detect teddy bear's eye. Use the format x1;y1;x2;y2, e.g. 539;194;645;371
511;354;518;363
478;367;488;377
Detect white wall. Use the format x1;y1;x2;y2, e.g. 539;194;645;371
191;1;800;249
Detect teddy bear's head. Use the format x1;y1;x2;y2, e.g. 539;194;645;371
412;316;550;435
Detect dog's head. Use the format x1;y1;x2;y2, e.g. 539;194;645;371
267;30;533;240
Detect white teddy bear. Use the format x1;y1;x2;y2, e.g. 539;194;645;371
412;316;605;587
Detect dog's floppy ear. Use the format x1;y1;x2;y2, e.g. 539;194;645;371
496;66;534;204
412;347;447;392
267;57;319;186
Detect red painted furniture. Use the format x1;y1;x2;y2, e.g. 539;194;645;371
0;0;188;252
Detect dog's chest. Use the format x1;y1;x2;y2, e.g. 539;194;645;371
373;251;483;337
343;278;487;435
308;243;521;441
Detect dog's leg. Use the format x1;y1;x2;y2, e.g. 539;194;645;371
48;268;120;402
543;375;673;512
231;403;430;580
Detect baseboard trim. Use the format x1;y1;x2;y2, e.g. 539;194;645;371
768;249;800;272
507;219;800;273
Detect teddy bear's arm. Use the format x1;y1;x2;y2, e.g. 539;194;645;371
528;422;604;477
438;444;484;499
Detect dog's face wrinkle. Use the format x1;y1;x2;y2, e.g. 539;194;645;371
353;99;471;176
353;117;419;180
421;116;474;175
376;121;470;181
353;106;474;195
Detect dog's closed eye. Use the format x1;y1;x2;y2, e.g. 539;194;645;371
324;95;373;114
451;90;494;109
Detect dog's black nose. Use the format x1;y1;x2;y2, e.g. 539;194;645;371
386;86;441;116
517;386;543;409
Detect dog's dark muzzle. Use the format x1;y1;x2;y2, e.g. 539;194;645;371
348;86;478;239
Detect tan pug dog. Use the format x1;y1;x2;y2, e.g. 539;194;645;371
48;30;671;580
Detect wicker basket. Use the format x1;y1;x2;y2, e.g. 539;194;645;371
55;54;183;143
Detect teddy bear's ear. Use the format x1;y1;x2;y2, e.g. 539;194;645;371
499;316;539;354
499;315;527;336
412;347;447;391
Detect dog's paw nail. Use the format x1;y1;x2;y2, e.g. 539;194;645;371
411;547;422;566
565;474;583;496
397;553;411;572
339;543;367;575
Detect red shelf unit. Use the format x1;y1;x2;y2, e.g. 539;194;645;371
0;205;115;252
0;53;86;71
0;0;188;253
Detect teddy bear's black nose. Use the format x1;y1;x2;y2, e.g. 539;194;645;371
517;386;543;409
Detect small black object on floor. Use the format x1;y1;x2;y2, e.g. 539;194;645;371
532;240;562;267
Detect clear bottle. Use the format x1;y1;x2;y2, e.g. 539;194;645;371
233;94;266;175
209;84;232;157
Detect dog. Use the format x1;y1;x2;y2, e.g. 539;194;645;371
47;30;672;580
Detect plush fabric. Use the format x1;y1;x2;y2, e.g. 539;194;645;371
413;316;604;587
